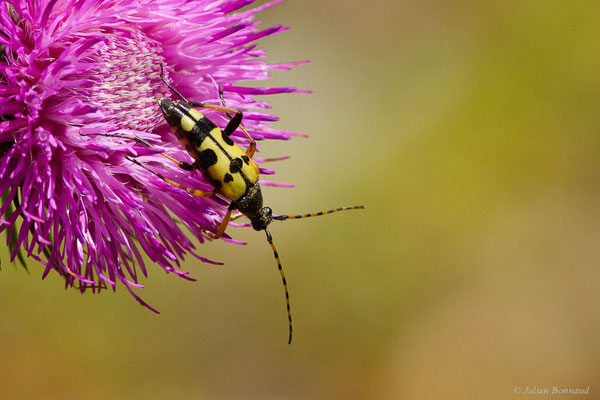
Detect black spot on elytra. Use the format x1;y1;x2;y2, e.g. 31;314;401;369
199;148;218;167
211;179;222;189
195;117;217;135
229;158;243;173
223;173;234;183
221;131;234;146
242;155;250;165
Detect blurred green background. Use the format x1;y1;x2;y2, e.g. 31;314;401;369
2;0;600;398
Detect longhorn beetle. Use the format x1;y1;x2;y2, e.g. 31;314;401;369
127;64;363;344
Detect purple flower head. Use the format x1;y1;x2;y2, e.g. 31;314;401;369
0;0;307;311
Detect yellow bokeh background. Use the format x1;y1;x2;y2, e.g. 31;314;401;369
2;0;600;398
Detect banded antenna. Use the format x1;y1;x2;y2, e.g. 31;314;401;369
267;205;365;344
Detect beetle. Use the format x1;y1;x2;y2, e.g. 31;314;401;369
125;64;363;344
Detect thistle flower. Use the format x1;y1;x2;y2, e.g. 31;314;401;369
0;0;307;311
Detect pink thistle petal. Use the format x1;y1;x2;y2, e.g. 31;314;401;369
259;180;295;188
224;85;311;95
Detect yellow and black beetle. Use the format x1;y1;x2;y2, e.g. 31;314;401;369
126;65;363;344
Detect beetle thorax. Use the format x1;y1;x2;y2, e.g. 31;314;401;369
235;183;272;231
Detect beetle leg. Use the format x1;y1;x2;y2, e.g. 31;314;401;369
130;135;196;171
82;133;196;172
206;204;235;239
229;212;247;222
126;156;215;198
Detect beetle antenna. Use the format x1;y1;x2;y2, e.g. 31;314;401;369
272;205;364;221
159;63;189;103
265;229;293;344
